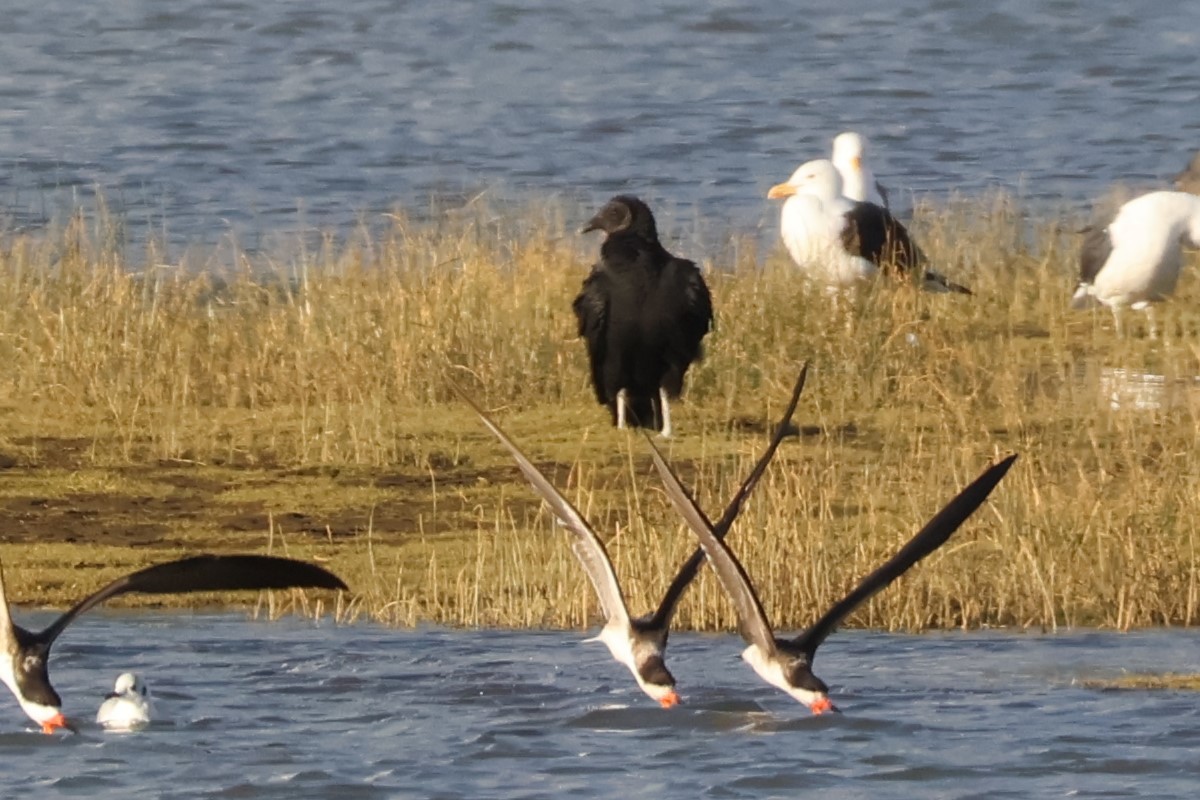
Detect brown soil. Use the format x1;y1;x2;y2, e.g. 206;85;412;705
0;438;559;546
0;436;553;608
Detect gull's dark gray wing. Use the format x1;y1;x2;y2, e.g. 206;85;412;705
647;363;808;629
791;455;1017;661
842;202;923;273
1079;223;1113;284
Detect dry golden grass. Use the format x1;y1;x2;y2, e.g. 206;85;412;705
1;195;1199;633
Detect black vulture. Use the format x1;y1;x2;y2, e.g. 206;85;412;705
572;196;712;436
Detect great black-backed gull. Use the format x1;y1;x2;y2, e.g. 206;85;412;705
1071;190;1200;337
767;159;970;294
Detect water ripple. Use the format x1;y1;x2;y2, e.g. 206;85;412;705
1;0;1198;252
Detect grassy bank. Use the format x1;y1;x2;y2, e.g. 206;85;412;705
0;196;1198;632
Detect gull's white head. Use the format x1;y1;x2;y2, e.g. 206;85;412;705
832;132;886;205
767;159;844;202
832;131;868;173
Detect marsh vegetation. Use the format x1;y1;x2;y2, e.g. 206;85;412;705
1;196;1198;634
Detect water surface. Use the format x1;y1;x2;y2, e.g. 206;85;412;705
1;0;1197;248
4;613;1197;798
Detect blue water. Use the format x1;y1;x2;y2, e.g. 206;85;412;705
1;0;1197;249
2;4;1199;792
2;613;1197;798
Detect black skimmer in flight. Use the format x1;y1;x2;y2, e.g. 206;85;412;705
648;443;1016;714
454;364;807;707
96;672;152;732
0;554;347;733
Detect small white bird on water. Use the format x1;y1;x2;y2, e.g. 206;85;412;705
831;131;888;208
1070;190;1200;337
96;672;152;731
